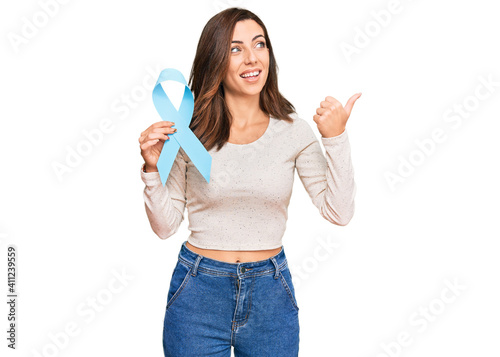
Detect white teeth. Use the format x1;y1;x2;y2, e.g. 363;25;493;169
241;71;260;78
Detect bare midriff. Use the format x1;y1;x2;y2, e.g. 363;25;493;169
186;241;282;263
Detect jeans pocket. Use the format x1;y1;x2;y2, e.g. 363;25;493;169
166;260;192;311
279;265;300;312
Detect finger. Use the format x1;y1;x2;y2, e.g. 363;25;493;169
344;93;362;118
320;100;336;110
313;114;321;124
140;139;158;151
152;120;175;128
325;96;342;108
141;126;176;141
153;126;177;135
141;134;169;150
141;121;175;138
145;132;171;143
316;107;331;116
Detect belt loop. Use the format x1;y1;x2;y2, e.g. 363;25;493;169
271;257;280;279
191;255;203;276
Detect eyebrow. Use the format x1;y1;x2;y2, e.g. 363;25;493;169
231;34;265;44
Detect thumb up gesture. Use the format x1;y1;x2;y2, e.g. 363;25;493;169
313;93;361;138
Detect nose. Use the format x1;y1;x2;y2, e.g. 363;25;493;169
244;47;258;64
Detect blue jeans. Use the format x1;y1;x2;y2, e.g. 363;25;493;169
163;240;300;356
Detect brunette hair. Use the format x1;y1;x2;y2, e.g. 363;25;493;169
188;7;295;152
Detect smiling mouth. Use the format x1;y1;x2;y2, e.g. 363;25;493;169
240;70;262;79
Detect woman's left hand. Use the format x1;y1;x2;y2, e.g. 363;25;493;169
313;93;362;138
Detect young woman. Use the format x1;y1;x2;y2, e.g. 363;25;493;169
138;7;360;356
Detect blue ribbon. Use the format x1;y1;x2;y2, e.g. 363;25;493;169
152;68;212;185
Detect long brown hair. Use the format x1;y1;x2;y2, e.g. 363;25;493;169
188;7;296;152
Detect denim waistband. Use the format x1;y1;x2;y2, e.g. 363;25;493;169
177;241;288;279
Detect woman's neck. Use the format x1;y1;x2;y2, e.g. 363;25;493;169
224;93;266;125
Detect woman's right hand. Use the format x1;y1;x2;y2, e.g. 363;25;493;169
139;121;177;171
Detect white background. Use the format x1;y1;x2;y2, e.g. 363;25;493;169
1;0;499;356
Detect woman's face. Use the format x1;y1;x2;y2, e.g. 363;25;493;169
222;19;270;99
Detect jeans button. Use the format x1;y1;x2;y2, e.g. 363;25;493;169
241;267;246;273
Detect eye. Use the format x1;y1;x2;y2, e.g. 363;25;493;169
256;41;266;48
231;46;241;53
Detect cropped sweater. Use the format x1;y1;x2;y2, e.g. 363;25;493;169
140;113;356;250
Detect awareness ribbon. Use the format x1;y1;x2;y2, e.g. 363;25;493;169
152;68;212;185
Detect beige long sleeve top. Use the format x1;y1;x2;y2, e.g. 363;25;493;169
140;113;356;250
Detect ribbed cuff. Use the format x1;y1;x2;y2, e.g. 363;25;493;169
321;128;348;147
140;163;162;187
